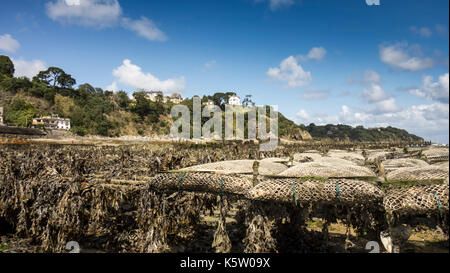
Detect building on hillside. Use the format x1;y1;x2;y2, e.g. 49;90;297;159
145;91;183;104
228;95;241;106
32;114;71;131
145;91;164;102
169;93;183;104
0;107;4;125
203;100;215;109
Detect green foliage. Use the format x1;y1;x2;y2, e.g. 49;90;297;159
278;112;308;140
0;242;10;252
69;91;115;136
303;123;424;142
29;81;51;98
0;75;32;94
114;91;130;109
0;62;425;142
0;55;14;77
131;91;167;123
33;67;76;89
132;91;152;119
242;94;255;107
78;83;96;94
5;99;38;127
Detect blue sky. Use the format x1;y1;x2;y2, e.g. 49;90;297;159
0;0;449;143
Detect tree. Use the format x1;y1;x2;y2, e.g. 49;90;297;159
33;67;76;89
212;92;228;109
54;94;75;117
132;91;152;118
242;94;255;107
0;76;32;93
5;99;37;127
115;91;130;109
0;55;14;77
78;83;96;94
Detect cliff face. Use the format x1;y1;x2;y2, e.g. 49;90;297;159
299;130;313;140
281;129;312;141
277;112;312;141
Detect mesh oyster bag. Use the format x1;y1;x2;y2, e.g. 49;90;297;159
245;178;384;206
386;166;449;181
278;162;375;178
383;183;449;216
382;158;429;172
149;172;253;195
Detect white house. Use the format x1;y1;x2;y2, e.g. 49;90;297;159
145;91;164;102
57;119;71;130
170;93;183;104
203;99;216;110
228;95;241;106
32;115;71;131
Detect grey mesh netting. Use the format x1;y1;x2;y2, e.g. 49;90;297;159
315;157;364;167
179;160;287;175
293;153;323;162
278;162;375;177
422;148;449;158
149;172;253;195
382;158;430;172
367;151;395;162
326;151;365;165
386;166;449;180
433;161;449;168
245;178;384;206
384;184;449;216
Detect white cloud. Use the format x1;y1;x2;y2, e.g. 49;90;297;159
371;98;402;114
112;59;185;93
410;73;449;103
298;46;327;61
204;60;216;69
410;26;432;37
360;84;401;114
379;43;434;72
122;17;167;42
347;69;382;85
203;60;217;72
294;102;449;143
362;84;390;103
306;47;327;61
11;58;46;79
255;0;295;11
302;88;329;100
105;81;119;92
0;34;20;53
363;69;382;84
296;109;309;120
267;56;312;88
46;0;122;28
302;92;327;100
46;0;167;41
65;0;81;5
270;0;294;10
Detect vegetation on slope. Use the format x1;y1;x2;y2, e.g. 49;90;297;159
0;55;424;142
299;123;424;142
